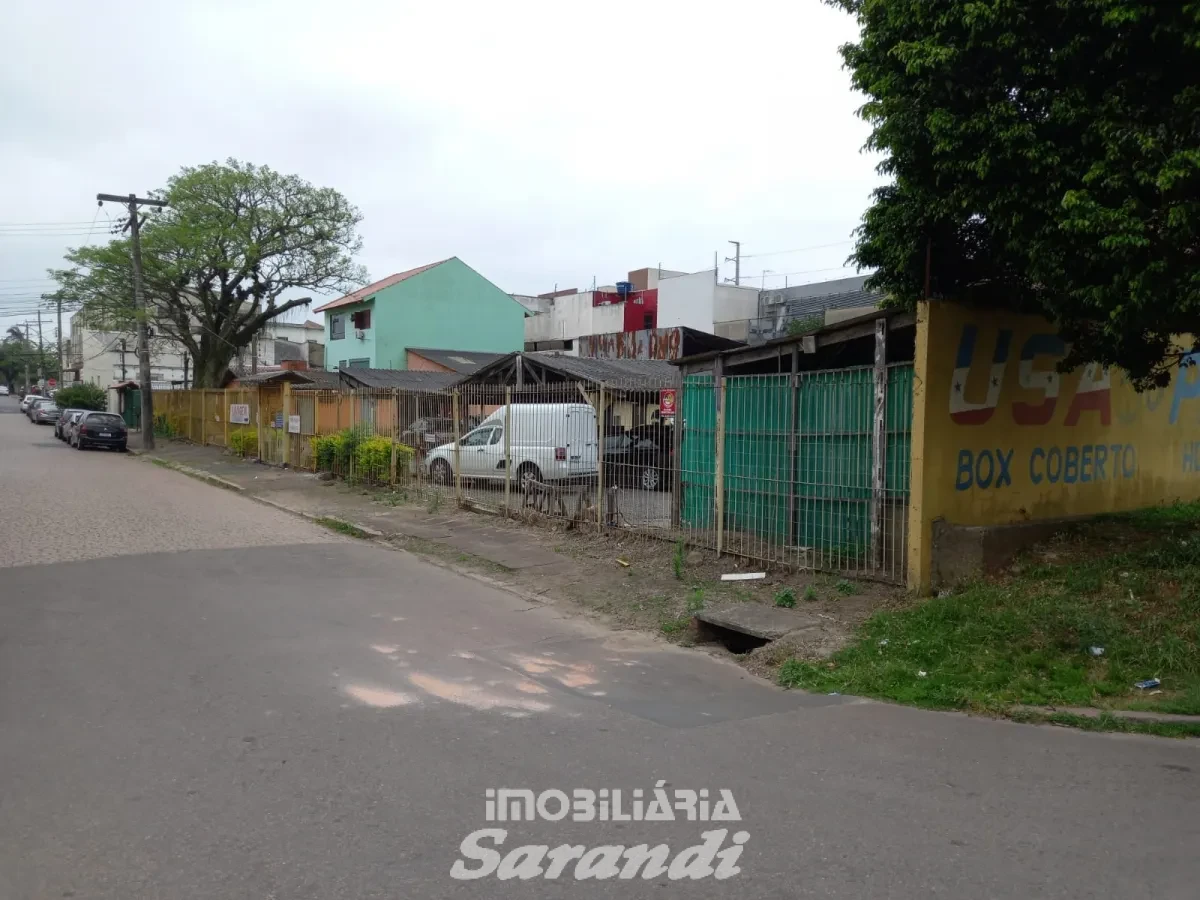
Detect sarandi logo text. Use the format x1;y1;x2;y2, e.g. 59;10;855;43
451;783;749;882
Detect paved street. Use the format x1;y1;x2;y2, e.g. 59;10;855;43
1;395;1197;899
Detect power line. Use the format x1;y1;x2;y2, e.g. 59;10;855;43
739;239;854;260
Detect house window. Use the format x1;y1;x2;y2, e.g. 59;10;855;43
347;358;370;368
643;314;653;330
351;309;371;330
330;314;346;340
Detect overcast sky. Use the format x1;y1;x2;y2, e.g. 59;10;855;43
0;0;880;340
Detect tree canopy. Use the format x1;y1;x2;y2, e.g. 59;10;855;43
830;0;1200;387
52;160;366;387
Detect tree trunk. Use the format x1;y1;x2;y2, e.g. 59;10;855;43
194;348;237;388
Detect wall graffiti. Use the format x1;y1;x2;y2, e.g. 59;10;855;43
949;325;1199;428
580;327;684;361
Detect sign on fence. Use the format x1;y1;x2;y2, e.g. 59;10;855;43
659;389;677;417
229;403;250;424
288;415;301;434
273;411;284;429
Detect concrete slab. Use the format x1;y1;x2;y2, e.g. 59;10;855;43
695;604;820;641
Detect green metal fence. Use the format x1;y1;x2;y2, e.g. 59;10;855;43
680;363;914;581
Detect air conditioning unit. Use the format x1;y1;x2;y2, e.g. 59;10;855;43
354;328;365;340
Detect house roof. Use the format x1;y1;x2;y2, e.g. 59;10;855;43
406;347;506;374
303;320;324;330
288;369;344;390
312;260;451;313
336;367;461;392
234;369;320;386
460;352;679;390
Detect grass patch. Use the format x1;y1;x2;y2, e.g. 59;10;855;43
774;588;797;609
779;501;1200;725
835;579;858;596
803;585;818;603
313;517;371;539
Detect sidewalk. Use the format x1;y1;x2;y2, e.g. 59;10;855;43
128;437;574;578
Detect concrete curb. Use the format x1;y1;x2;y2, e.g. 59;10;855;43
135;453;246;493
1013;704;1200;726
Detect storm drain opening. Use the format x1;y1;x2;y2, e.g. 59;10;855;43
694;618;772;655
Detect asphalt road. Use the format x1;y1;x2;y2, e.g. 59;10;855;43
2;396;1198;898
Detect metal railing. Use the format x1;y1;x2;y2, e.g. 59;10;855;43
150;364;913;582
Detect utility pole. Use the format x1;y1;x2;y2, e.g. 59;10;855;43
725;240;741;286
22;322;30;394
55;295;63;383
36;310;44;388
98;192;169;448
119;338;127;382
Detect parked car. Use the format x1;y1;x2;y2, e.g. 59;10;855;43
425;402;599;488
54;408;86;440
0;385;9;396
19;394;46;413
71;411;128;451
32;402;60;425
26;397;54;421
62;411;86;444
604;423;675;491
400;417;456;451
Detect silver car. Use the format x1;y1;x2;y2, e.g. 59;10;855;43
26;398;54;421
32;402;60;425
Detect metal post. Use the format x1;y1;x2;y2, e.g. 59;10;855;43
671;380;683;528
201;389;208;445
715;377;727;556
390;388;400;485
282;382;292;467
224;388;229;447
452;389;462;506
596;383;605;527
787;345;800;548
256;387;265;459
503;386;512;516
871;318;889;571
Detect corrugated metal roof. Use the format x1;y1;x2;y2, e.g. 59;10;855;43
406;347;506;374
312;260;450;313
533;354;679;387
337;368;461;391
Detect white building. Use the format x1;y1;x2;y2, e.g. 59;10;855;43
67;314;325;388
523;290;625;353
656;269;760;337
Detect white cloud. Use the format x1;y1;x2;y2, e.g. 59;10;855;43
0;0;881;335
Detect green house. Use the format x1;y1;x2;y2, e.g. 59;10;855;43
313;258;525;371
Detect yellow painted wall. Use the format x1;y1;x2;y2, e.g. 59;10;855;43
908;301;1200;589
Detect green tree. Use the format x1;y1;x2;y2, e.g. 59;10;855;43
829;0;1200;387
53;382;108;411
51;160;367;387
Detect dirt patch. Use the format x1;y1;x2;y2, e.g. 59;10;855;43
377;498;904;679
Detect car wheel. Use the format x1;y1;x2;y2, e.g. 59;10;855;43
75;438;85;450
118;443;128;453
517;463;543;491
430;458;452;486
640;465;663;492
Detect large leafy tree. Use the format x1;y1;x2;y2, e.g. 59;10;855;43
831;0;1200;387
0;326;58;392
52;160;367;387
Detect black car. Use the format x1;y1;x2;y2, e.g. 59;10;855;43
71;411;128;451
603;423;675;491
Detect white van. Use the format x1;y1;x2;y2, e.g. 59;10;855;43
426;403;599;488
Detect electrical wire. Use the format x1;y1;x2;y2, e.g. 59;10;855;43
739;239;854;260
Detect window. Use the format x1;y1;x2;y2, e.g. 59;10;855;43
351;309;371;330
347;358;370;368
462;427;494;447
330;314;346;340
489;427;503;445
338;360;347;369
643;313;654;330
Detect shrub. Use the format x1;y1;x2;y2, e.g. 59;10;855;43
228;428;258;457
54;383;108;411
774;588;797;608
311;428;413;483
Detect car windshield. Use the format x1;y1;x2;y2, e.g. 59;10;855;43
85;414;124;426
